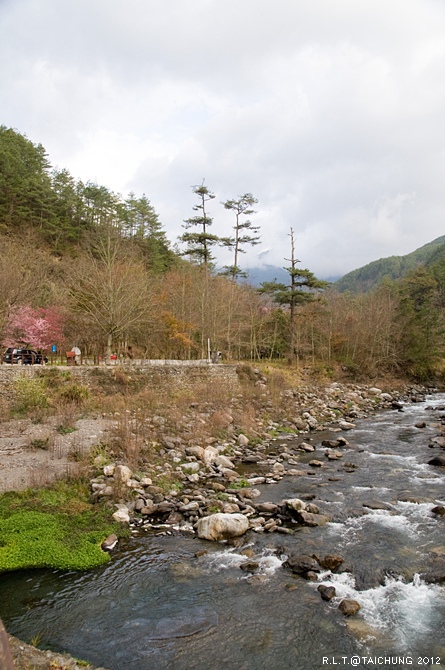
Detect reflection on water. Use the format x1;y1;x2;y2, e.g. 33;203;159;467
1;396;445;669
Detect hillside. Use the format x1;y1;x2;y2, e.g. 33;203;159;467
335;236;445;293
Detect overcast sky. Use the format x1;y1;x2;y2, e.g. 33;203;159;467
2;0;445;279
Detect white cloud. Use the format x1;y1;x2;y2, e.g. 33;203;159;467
2;0;445;277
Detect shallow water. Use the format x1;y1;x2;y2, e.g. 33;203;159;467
1;396;445;670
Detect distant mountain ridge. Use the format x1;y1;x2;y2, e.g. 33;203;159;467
335;235;445;293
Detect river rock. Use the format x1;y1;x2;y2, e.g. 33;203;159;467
255;502;279;514
215;455;236;469
318;554;345;571
432;505;445;516
430;436;445;447
308;460;323;467
428;455;445;467
238;434;249;446
325;449;343;460
284;498;306;512
180;462;201;473
140;500;157;515
114;464;133;483
294;510;329;526
298;442;315;452
338;421;356;430
196;513;250;541
222;502;241;514
103;463;116;476
338;599;361;616
284;554;320;575
101;534;118;551
186;446;205;459
203;446;219;464
318;585;336;601
112;505;131;523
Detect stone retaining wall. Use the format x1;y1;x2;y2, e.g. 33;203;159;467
0;362;240;398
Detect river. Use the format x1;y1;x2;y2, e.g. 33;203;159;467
0;394;444;670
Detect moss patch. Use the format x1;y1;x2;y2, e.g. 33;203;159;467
0;481;123;573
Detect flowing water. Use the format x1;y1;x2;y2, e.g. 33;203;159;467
1;396;445;670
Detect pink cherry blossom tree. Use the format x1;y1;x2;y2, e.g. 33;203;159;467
3;305;64;351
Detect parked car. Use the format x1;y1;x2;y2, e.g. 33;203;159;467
2;348;48;365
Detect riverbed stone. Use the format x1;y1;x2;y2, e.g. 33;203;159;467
196;513;250;541
202;446;218;465
298;442;315;452
318;584;336;601
186;446;205;460
255;502;279;514
215;454;235;469
284;554;320;575
338;420;356;430
180;461;201;473
284;498;306;512
338;599;361;616
112;505;131;523
101;534;118;551
428;455;445;467
295;510;330;526
114;464;133;483
318;554;345;571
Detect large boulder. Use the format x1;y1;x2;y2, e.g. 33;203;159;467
196;513;250;541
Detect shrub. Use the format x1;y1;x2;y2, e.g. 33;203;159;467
13;377;48;413
58;383;90;404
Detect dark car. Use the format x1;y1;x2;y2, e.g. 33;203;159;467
2;348;48;365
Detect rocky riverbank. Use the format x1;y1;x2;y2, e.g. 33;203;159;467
90;376;439;541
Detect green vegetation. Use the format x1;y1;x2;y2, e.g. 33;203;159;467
13;377;48;414
335;236;445;293
0;481;123;573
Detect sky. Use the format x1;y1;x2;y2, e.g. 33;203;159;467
2;0;445;279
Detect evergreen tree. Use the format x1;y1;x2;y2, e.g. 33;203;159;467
260;228;327;362
120;193;175;272
180;181;218;268
0;126;54;233
221;193;260;281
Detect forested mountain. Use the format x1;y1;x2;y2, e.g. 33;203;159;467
335;236;445;293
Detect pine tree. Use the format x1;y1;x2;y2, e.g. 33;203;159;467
260;228;327;362
180;181;218;268
221;193;260;281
